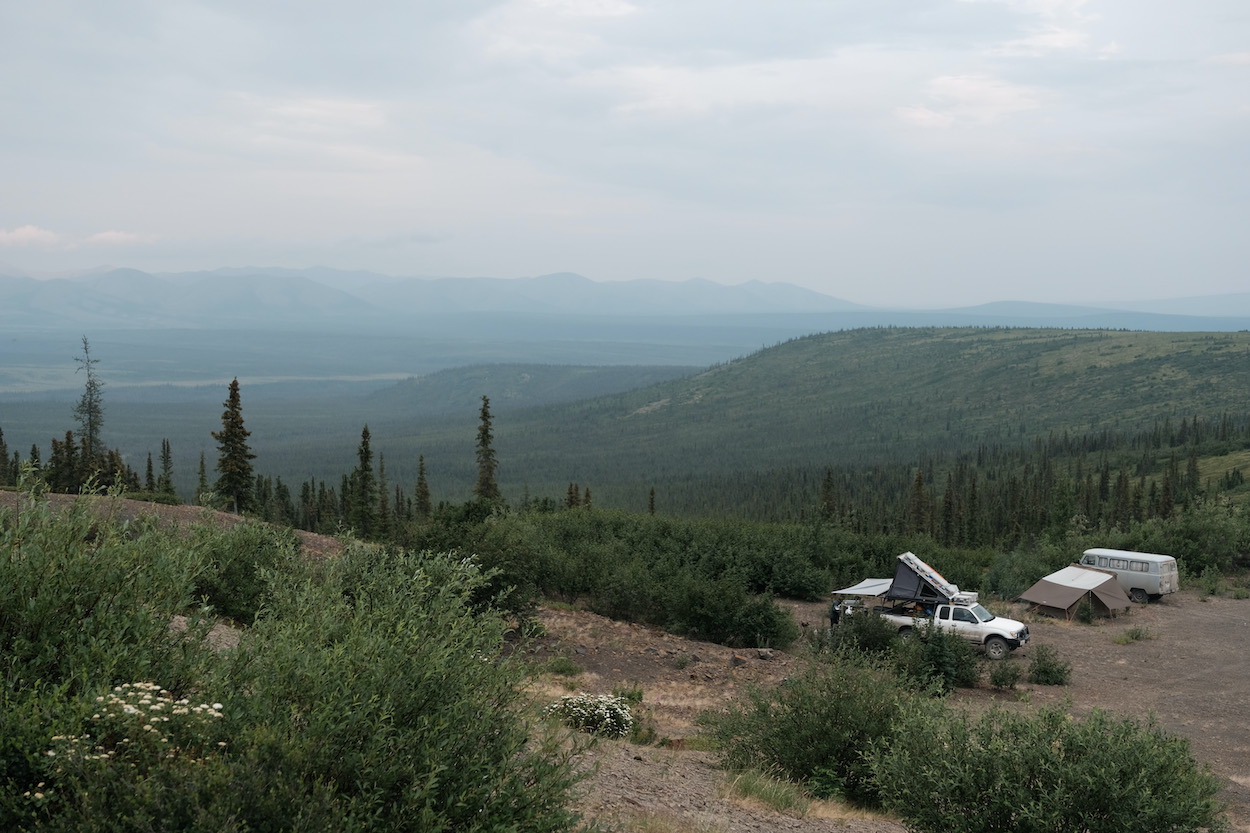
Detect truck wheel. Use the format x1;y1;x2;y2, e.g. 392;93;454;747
984;636;1009;661
898;626;913;638
1129;588;1149;604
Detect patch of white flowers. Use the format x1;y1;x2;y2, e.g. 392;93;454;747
544;693;633;738
46;682;227;770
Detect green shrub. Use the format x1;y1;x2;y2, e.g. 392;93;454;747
0;491;213;695
1027;644;1072;686
1113;625;1153;645
1;515;585;833
1199;565;1227;597
191;520;300;624
698;652;910;804
219;546;583;832
870;704;1228;833
612;684;645;704
661;571;798;648
545;693;633;738
818;611;898;657
892;623;981;693
988;660;1023;690
545;656;584;677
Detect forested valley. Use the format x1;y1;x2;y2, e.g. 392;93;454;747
4;327;1250;648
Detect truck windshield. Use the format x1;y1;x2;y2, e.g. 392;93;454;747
970;604;994;623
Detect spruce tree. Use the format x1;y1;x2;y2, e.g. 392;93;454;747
474;395;501;501
72;336;105;465
211;378;256;514
196;451;208;505
158;438;175;495
414;455;431;518
377;453;391;538
348;425;377;538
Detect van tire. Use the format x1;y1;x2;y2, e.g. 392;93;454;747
984;636;1009;661
1129;588;1149;604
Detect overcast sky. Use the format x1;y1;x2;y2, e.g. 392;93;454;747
1;1;1246;307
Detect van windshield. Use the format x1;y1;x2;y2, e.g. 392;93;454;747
970;604;994;623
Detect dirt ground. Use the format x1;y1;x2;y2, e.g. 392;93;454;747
529;593;1250;833
5;492;1247;832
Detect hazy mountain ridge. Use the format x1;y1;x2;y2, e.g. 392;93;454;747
3;266;1250;331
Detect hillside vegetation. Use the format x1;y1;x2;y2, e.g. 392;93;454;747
6;328;1250;520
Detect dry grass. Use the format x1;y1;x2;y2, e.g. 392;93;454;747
597;808;727;833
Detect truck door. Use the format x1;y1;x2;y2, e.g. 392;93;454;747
940;606;981;642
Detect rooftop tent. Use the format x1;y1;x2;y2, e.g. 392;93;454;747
1018;565;1131;620
886;552;961;604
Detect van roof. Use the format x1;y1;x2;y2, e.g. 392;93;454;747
1083;548;1176;563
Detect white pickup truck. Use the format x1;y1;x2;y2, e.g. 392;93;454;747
873;597;1029;660
834;552;1032;660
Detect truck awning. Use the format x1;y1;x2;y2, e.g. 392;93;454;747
832;578;893;597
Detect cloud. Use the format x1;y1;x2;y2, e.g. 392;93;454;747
993;23;1089;56
78;231;158;247
0;226;156;251
532;0;638;16
897;74;1046;127
0;225;62;248
1210;52;1250;66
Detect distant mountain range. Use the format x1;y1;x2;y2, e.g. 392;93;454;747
3;266;1250;332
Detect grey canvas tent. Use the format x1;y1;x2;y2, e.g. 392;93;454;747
1018;565;1131;619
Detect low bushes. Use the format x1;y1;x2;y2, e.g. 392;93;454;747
698;646;1226;832
698;652;910;804
1;492;584;833
871;704;1227;833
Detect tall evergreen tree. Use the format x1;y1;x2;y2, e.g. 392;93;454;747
414;455;432;519
158;438;175;496
211;378;256;513
144;453;156;492
348;425;378;537
474;395;501;501
0;426;9;487
377;453;391;539
72;336;106;464
195;451;208;505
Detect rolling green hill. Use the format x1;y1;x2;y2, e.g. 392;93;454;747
485;328;1250;491
6;328;1250;517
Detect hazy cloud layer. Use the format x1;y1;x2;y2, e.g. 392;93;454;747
1;0;1246;305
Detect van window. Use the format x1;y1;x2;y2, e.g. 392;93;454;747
1097;557;1109;568
1110;558;1129;570
1130;561;1149;573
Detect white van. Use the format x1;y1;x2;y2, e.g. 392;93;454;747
1079;548;1179;603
